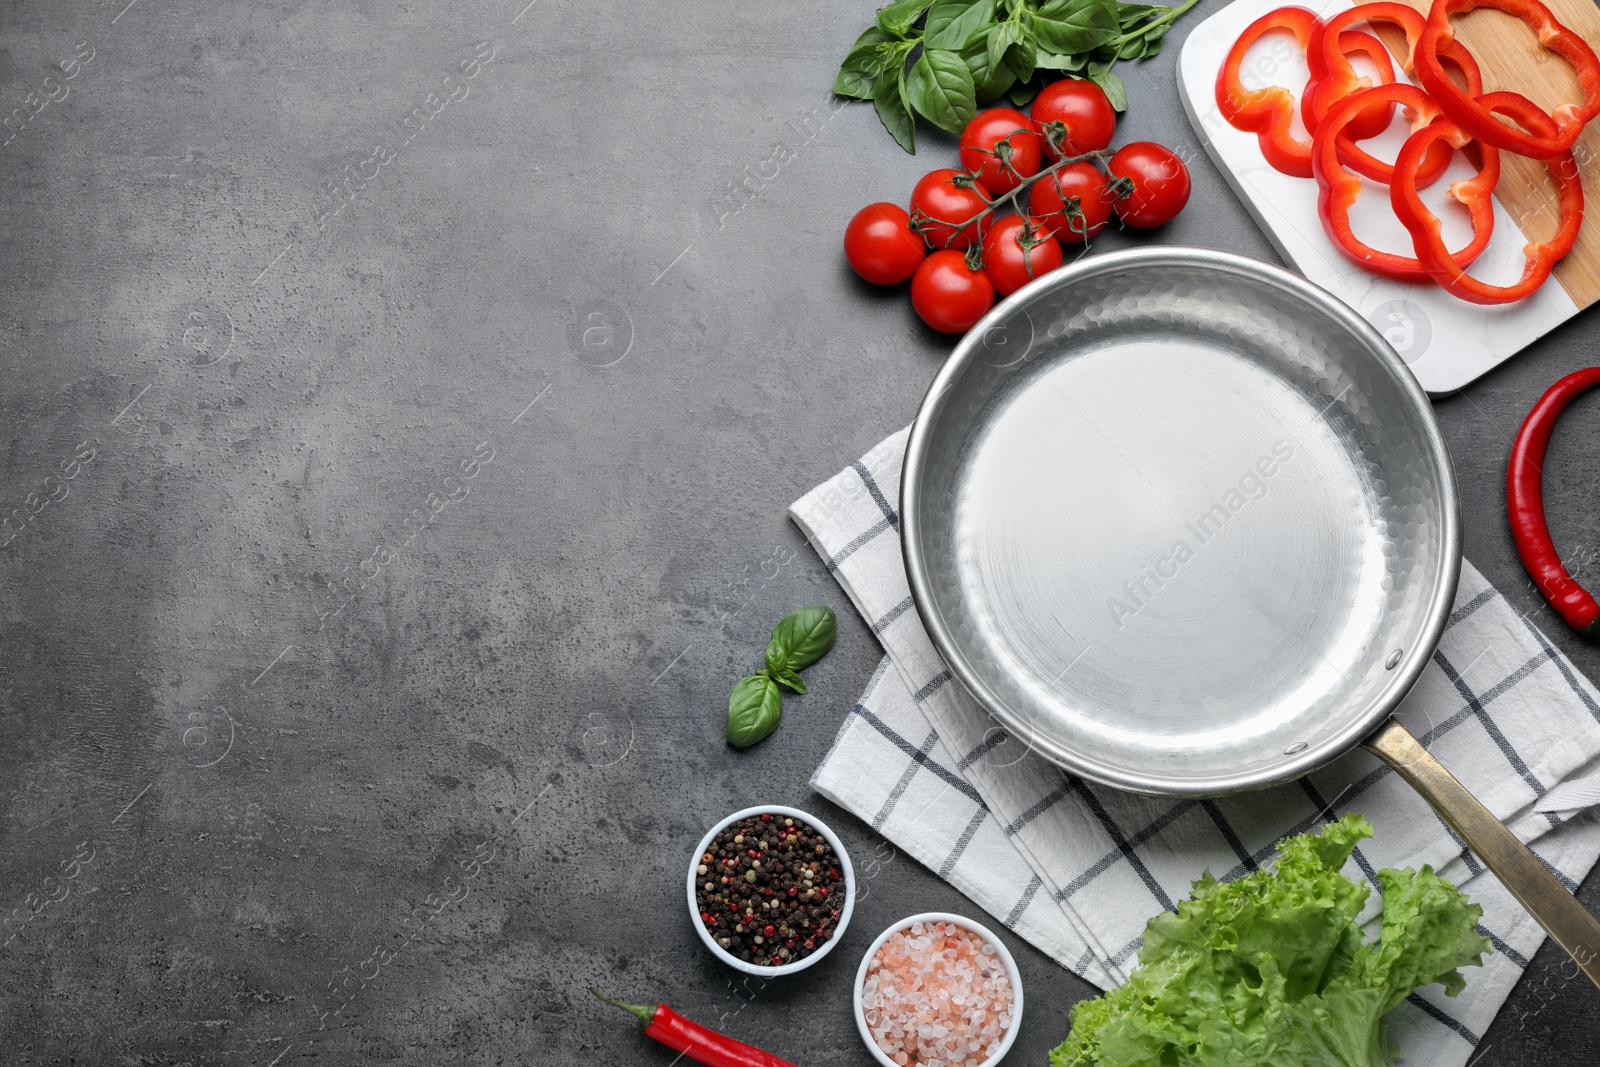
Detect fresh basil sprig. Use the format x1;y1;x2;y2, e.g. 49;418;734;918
726;606;839;748
834;0;1199;152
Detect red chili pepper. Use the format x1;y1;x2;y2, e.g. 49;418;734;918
591;989;797;1067
1217;7;1326;178
1508;369;1600;634
1415;0;1600;158
1313;84;1498;279
1391;91;1583;303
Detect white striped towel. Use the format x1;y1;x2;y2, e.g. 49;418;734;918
795;427;1600;1066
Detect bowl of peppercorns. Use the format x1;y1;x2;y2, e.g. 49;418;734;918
688;804;855;975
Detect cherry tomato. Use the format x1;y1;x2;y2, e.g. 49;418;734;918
982;216;1063;297
958;108;1042;196
1030;79;1116;159
1107;142;1191;228
843;202;927;285
909;169;991;251
911;250;994;334
1026;161;1112;244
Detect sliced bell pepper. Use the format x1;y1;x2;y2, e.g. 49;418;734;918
1217;7;1325;178
1332;81;1459;187
1313;84;1499;280
1415;0;1600;158
1391;92;1583;304
1304;1;1484;181
1305;29;1397;142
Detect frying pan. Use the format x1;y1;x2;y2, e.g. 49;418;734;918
901;247;1600;989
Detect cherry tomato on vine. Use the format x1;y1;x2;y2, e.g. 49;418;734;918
1030;79;1117;159
1027;161;1112;244
1107;143;1190;229
911;250;994;334
982;216;1063;297
909;169;991;251
958;108;1042;196
844;202;927;285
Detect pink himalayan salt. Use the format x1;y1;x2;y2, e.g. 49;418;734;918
861;921;1014;1067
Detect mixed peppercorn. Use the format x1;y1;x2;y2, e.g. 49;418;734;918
694;813;844;967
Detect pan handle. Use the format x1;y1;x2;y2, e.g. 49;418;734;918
1363;718;1600;991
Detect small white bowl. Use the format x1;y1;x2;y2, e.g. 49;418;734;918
853;912;1025;1067
687;804;855;976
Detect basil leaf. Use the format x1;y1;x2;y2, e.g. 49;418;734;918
1008;81;1039;107
877;0;934;36
1088;62;1128;110
985;22;1023;81
766;605;838;674
770;666;809;695
1035;47;1087;70
907;47;977;134
927;0;996;50
835;67;877;99
964;35;1017;102
727;673;783;748
873;61;917;152
1032;0;1119;54
1005;20;1037;81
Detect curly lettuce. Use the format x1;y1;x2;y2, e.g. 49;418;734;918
1051;814;1488;1067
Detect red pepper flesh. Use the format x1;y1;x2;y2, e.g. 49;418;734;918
1415;0;1600;158
1217;7;1326;178
1390;91;1582;304
1314;84;1498;279
591;989;798;1067
1507;368;1600;633
1304;1;1485;185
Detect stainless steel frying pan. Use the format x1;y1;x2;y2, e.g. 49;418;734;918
901;247;1600;988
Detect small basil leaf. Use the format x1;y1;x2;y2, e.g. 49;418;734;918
873;60;917;153
985;22;1023;81
876;0;934;37
771;667;808;695
835;67;877;99
727;673;783;748
1088;62;1127;110
964;35;1017;102
907;47;977;134
927;0;996;50
767;605;839;674
1005;21;1036;81
1034;47;1086;71
1008;81;1039;107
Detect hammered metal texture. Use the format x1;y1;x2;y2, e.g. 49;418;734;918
902;249;1460;796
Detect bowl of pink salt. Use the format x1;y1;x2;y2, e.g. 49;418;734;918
853;912;1022;1067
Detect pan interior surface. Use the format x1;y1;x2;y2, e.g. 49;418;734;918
908;253;1456;794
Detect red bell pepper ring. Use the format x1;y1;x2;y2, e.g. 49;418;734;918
1304;1;1485;184
1306;28;1398;142
1415;0;1600;159
1507;367;1600;633
1217;7;1325;178
1391;91;1582;304
1313;84;1498;279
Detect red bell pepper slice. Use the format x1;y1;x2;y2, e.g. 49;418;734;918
1391;91;1582;303
1508;367;1600;634
1313;84;1498;279
1217;7;1325;178
1306;29;1398;142
1415;0;1600;158
1304;1;1484;185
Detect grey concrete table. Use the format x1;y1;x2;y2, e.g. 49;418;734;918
2;1;1597;1064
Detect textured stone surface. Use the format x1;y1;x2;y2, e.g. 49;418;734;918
0;1;1596;1064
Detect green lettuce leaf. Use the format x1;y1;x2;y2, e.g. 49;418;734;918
1050;814;1488;1067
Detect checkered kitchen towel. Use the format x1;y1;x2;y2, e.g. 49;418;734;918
796;428;1600;1066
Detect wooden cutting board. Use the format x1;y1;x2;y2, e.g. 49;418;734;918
1178;0;1600;394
